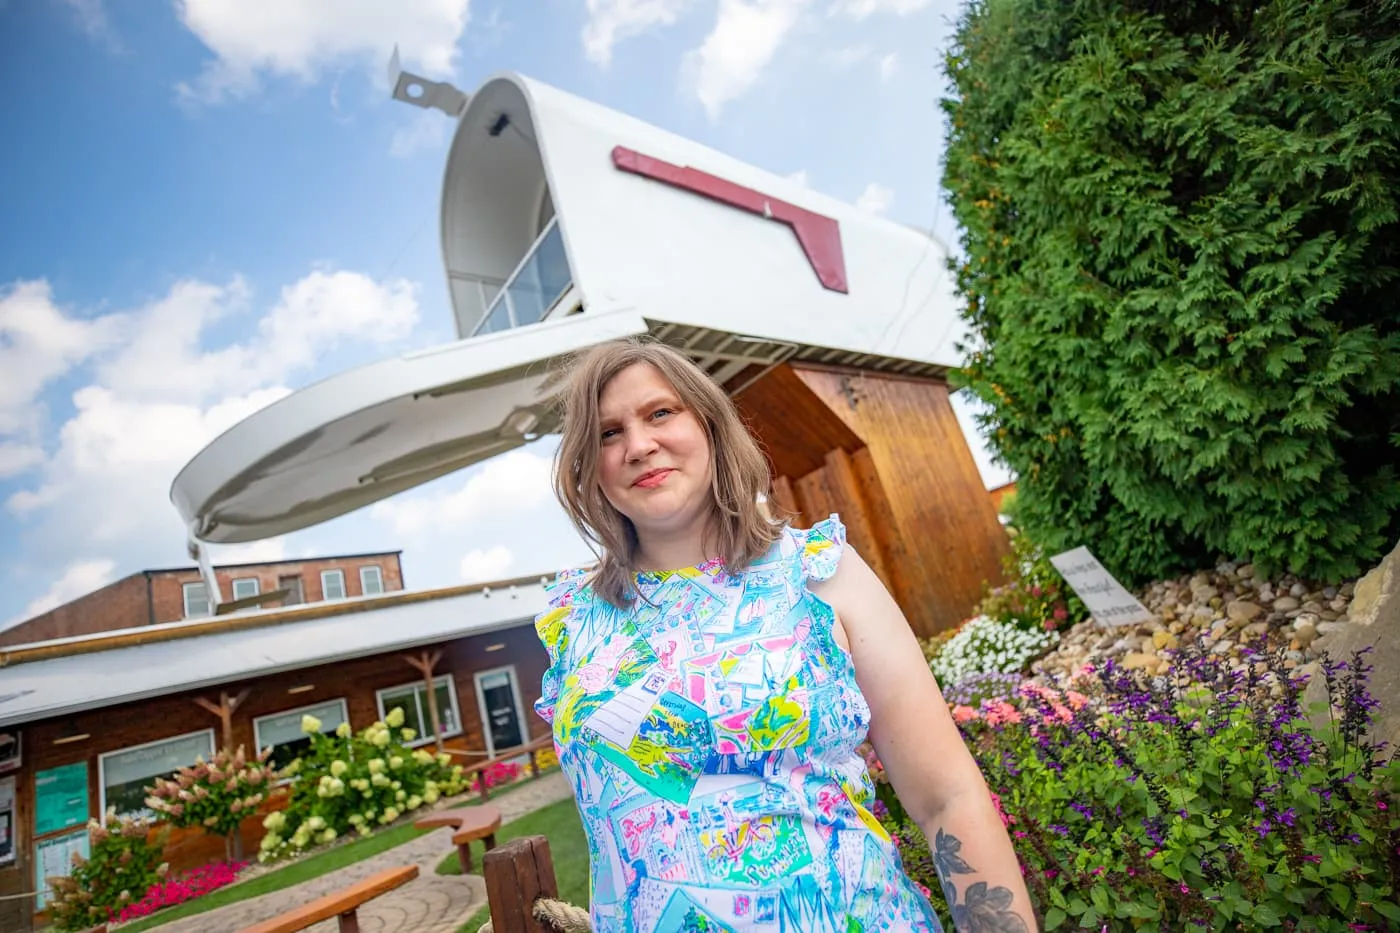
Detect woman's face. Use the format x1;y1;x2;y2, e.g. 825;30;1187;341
596;362;713;543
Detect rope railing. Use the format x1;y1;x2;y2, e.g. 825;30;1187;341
479;897;591;933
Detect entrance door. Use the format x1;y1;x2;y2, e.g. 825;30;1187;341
474;666;527;756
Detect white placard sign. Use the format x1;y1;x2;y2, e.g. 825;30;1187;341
1049;546;1155;627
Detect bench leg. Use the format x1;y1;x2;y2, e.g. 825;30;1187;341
337;908;361;933
458;840;474;874
484;832;497;852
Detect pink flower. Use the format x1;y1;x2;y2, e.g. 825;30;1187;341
952;705;979;724
1066;691;1088;710
1043;618;1057;631
1053;606;1068;620
984;701;1021;727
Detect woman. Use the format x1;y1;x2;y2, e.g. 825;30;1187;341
535;338;1033;932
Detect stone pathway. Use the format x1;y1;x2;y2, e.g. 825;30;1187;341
153;772;574;933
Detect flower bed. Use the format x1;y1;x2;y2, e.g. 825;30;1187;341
112;860;249;924
876;643;1400;930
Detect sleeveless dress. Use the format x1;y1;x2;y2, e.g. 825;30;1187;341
534;515;944;933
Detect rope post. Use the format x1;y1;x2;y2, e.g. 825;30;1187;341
483;836;558;933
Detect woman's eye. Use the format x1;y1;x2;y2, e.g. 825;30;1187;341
651;408;673;421
600;427;620;440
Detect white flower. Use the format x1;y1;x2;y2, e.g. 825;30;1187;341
385;707;406;729
930;615;1058;686
336;722;353;739
301;714;323;734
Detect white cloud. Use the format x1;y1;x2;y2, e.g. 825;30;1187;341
174;0;471;103
582;0;694;67
459;545;514;583
879;51;898;82
827;44;871;67
211;537;289;566
785;169;809;187
370;449;554;538
0;280;123;437
837;0;932;19
4;559;117;631
856;181;893;215
0;443;43;478
685;0;812;119
62;0;122;49
390;110;449;158
3;269;421;622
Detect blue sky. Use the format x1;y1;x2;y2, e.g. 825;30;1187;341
0;0;1008;629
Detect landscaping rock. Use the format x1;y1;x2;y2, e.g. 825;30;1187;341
1227;600;1263;623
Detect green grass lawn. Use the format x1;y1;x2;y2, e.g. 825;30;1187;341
117;821;431;932
441;798;588;933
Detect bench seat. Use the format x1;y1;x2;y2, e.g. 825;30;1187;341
235;864;419;933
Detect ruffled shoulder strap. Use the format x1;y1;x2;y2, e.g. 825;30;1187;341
533;567;594;727
794;513;847;583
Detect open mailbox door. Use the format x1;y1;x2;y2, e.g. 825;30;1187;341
171;311;647;544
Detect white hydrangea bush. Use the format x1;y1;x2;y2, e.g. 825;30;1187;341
930;615;1059;687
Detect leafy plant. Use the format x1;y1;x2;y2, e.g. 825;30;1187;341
943;0;1400;584
894;645;1400;930
45;810;169;931
258;709;470;861
145;745;275;861
976;533;1087;634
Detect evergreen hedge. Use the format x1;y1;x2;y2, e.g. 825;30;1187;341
942;0;1400;583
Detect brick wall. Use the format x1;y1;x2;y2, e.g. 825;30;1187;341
150;553;405;622
0;619;545;932
0;574;150;649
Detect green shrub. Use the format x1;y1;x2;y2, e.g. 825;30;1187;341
258;710;470;861
45;810;169;931
943;0;1400;585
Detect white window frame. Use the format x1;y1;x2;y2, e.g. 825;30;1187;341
231;577;260;601
182;582;211;618
252;698;349;779
375;675;462;748
473;664;529;757
98;728;216;817
320;569;346;601
359;565;384;596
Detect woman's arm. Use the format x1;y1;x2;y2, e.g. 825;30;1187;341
812;546;1036;933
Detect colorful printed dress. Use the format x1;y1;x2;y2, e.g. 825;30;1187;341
534;515;944;933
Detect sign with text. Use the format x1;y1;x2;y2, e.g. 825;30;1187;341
35;829;89;910
35;762;88;837
0;775;14;866
1049;546;1155;627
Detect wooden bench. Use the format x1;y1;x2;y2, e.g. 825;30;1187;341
235;865;418;933
414;803;502;872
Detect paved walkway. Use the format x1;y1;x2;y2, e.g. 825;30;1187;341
156;772;575;933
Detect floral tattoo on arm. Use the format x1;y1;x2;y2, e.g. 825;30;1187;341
933;829;1029;933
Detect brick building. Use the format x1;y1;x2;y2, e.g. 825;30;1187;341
0;551;404;648
0;567;549;932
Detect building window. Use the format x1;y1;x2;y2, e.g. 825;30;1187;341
99;729;216;818
182;582;211;618
231;578;260;601
376;676;461;748
360;565;384;596
253;699;348;773
320;569;346;601
278;575;304;605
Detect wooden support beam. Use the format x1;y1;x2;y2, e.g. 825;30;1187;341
192;687;251;752
483;836;559;933
402;650;445;752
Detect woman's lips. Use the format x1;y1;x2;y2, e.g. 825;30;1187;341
633;468;674;489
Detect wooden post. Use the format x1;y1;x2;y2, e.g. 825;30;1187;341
192;687;252;861
483;836;559;933
192;687;251;753
402;650;445;752
336;910;361;933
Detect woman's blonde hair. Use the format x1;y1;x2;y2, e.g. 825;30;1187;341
551;337;782;608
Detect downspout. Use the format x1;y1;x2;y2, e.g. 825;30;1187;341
144;571;155;627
